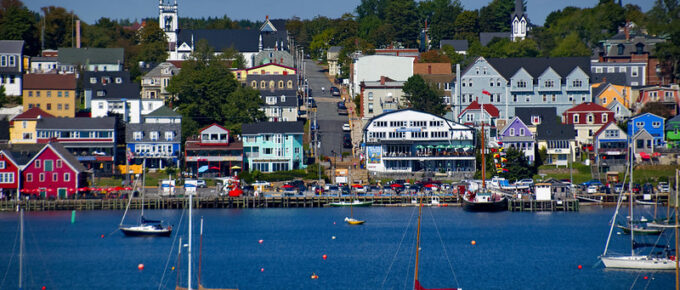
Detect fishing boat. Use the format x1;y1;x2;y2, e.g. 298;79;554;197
600;145;675;270
413;197;461;290
119;170;172;237
461;120;507;212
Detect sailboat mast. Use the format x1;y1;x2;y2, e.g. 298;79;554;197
414;197;423;288
199;217;203;288
188;188;193;290
18;208;23;290
141;158;146;218
629;142;634;256
481;121;486;189
177;237;182;288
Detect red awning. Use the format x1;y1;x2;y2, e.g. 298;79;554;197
391;184;403;188
639;152;650;159
282;184;294;189
351;184;363;188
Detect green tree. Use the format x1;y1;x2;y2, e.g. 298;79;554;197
309;28;334;59
641;102;674;119
647;0;680;82
454;10;479;42
419;0;463;48
479;0;514;33
0;85;7;108
418;49;451;63
550;32;591;57
136;21;168;64
40;6;77;49
500;148;536;181
402;74;446;116
166;40;265;137
385;0;420;47
0;0;38;56
440;44;466;66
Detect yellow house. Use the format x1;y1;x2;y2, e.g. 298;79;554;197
9;107;54;144
232;63;296;84
22;74;77;117
592;82;633;108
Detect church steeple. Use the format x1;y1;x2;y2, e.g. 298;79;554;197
511;0;528;41
159;0;179;46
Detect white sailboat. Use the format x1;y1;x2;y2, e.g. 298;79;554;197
119;169;172;237
600;144;675;270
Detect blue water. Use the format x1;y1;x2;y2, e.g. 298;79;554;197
0;206;675;290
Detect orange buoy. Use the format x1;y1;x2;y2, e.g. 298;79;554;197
471;240;476;245
311;273;319;279
138;264;144;270
171;266;175;271
578;265;582;269
42;287;46;290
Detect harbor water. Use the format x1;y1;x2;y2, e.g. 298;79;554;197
0;206;675;289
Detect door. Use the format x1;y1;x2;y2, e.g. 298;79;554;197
58;188;67;199
39;188;47;199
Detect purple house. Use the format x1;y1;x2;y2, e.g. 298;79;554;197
498;117;536;163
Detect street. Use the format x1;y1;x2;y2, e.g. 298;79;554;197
303;59;350;158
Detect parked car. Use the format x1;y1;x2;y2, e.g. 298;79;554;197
307;97;317;108
586;185;599;194
330;86;340;97
658;182;670;193
197;179;207;188
612;183;624;193
642;183;654;194
337;101;348;115
310;120;319;131
581;179;603;187
342;123;351;131
343;134;352;148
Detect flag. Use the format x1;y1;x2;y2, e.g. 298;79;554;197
126;148;134;162
482;90;491;96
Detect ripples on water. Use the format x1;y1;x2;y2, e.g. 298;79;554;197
0;206;675;289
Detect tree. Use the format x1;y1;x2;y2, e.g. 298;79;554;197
500;148;536;181
454;10;479;42
419;0;463;48
479;0;514;33
418;49;451;63
136;21;168;65
550;32;591;57
440;44;466;66
385;0;420;47
0;85;7;108
0;0;38;56
641;102;674;119
647;0;680;82
40;6;77;49
402;74;446;116
166;40;265;137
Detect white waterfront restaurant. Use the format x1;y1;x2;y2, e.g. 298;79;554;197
362;109;476;178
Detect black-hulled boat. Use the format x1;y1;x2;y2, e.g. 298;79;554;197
120;216;172;237
461;191;508;212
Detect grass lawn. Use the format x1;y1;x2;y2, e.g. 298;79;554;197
535;163;680;185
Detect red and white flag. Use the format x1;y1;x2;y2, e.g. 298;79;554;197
482;90;491;96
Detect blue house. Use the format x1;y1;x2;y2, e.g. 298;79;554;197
126;106;182;169
242;121;306;172
627;113;665;147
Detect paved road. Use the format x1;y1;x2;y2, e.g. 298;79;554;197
303;59;349;158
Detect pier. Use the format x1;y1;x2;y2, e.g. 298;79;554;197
508;199;580;212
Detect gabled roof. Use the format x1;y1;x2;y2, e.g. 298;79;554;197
483;57;590;81
23;74;76;90
440;39;469;51
594;121;625;139
58;47;124;65
199;123;229;134
12;107;55;121
328;46;343;53
630;112;664;121
591;83;610;99
0;144;44;167
260;89;298;107
536;122;575;140
0;40;24;54
91;83;141;100
515;107;557;126
247;62;296;72
633;128;653;140
459;100;499;118
142;62;180;79
242;121;304;135
26;143;87;173
564;102;610;113
591;72;628;86
36;117;116;130
665;114;680;129
364;108;472;132
178;29;259;52
145;106;181;118
500;117;529;136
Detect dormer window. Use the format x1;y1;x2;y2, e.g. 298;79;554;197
90;77;96;84
572;80;582;87
544;80;554;88
133;131;143;141
602;113;608;123
281;95;286;103
531;115;541;125
617;44;625;55
517;80;526;88
636;43;644;54
115;77;122;84
150;131;159;141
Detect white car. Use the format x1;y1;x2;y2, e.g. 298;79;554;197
587;185;599;194
657;182;670;193
342;123;351;131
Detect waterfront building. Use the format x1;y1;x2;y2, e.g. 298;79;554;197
562;102;614;145
9;108;54;144
184;124;243;177
593;121;628;172
36;117;118;175
458;56;591;119
0;40;24;96
359;77;405;118
0;144;44;197
21;143;88;199
637;85;680;117
260;89;298;122
350;55;414;97
140;62;180;101
90;83;164;123
362;109;475;179
628;112;665;147
242;121;305;173
57;47;124;73
497;117;535;164
665;114;680;149
22;74;77;118
81;71;133;109
632;128;655;163
126;106;182;169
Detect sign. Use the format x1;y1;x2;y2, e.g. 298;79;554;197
335;176;348;184
366;146;382;164
396;127;421;132
335;168;348;176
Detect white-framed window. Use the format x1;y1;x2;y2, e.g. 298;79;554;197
517;80;526;88
525;96;531;102
595;67;603;73
56;160;62;168
607;67;615;73
52;173;58;182
165;131;174;140
587;114;594;124
636;121;644;128
0;161;4;169
602;113;608;123
509;128;515;136
519;128;525;135
466;114;473;122
544;80;554;88
64;172;70;182
573;114;579;123
631;67;639;77
0;55;5;66
0;172;14;183
35;160;40;168
274;134;283;143
572;80;582;87
531;115;540;125
150;131;159;141
133;131;143;141
652;121;661;128
368;92;373;101
9;55;15;67
39;173;45;182
26;173;32;182
619;67;627;72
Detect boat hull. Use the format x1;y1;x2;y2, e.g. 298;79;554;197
462;198;508;212
616;224;663;235
602;255;676;270
329;201;373;207
120;225;172;237
345;217;365;225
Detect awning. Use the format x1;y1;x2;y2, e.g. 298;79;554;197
198;165;209;173
639;152;650;159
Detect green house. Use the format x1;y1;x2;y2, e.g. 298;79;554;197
665;115;680;148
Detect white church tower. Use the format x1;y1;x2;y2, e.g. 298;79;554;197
159;0;178;46
511;0;528;41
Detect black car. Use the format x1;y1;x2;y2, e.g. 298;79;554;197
343;134;352;148
330;86;341;97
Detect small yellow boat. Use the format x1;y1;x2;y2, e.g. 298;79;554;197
344;217;365;225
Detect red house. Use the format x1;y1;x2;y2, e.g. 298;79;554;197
0;144;44;198
562;102;615;145
21;143;88;199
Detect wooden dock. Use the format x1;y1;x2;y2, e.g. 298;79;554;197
508;199;580;212
0;195;461;212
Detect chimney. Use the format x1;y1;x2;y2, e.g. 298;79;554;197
428;65;431;74
76;20;81;48
624;21;629;41
380;76;386;85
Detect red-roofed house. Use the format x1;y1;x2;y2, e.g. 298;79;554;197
9;107;55;144
562;102;615;145
458;100;499;126
184;124;243;177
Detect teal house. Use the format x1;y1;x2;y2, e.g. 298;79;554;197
242;121;306;172
666;114;680;148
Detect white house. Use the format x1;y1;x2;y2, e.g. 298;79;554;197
90;84;164;123
351;55;414;97
0;40;24;96
363;109;475;179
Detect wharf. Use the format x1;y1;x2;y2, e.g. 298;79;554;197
0;195;460;211
508;199;580;212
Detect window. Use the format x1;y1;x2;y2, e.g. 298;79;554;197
115;77;122;84
150;131;159;141
532;116;541;125
617;44;624;55
269;81;275;88
28;91;32;97
278;81;284;88
39;173;45;182
36;91;40;97
133;131;143;141
572;80;582;87
251;81;257;88
0;55;5;66
636;121;644;128
368;92;373;101
165;131;174;140
8;55;15;66
525;96;530;102
595;67;603;73
619;67;627;73
368;103;373;114
0;172;14;184
56;160;62;168
519;128;525;135
26;173;32;182
52;173;58;181
35;160;40;168
260;81;266;88
46;104;51;110
631;67;639;77
509;128;515;136
517;80;527;88
602;113;608;123
89;77;97;83
64;173;70;182
588;129;593;137
542;95;547;102
57;104;62;110
65;104;69;110
490;80;494;87
44;160;53;172
573;114;579;123
47;91;51;97
544;80;554;88
0;161;4;169
652;121;661;128
587;114;594;124
513;95;517;102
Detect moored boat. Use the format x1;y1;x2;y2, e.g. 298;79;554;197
461;191;508;212
329;200;373;207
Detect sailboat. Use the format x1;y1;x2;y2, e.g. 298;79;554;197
600;144;675;270
344;198;365;225
413;196;461;290
461;121;507;212
119;170;172;237
176;187;238;290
